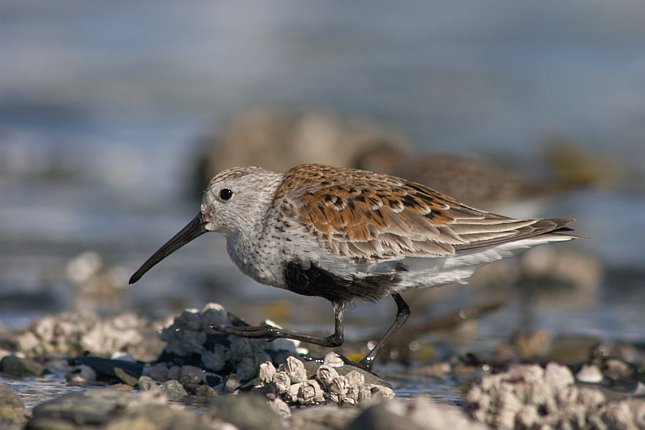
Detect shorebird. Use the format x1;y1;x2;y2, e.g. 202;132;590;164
130;164;576;369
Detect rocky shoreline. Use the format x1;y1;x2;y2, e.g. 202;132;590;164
1;303;644;430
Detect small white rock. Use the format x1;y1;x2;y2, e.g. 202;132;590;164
322;351;345;367
576;364;603;383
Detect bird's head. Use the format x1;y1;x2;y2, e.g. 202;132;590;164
129;166;281;284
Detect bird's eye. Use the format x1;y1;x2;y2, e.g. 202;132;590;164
219;188;233;201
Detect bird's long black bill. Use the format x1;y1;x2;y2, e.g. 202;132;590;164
129;214;207;284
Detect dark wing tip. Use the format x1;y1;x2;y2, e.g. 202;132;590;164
539;217;576;233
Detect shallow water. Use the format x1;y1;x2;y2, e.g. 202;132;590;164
0;374;86;410
2;0;645;405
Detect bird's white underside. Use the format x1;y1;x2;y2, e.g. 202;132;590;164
318;233;574;291
230;213;575;293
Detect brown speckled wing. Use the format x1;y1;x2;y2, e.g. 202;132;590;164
272;164;573;260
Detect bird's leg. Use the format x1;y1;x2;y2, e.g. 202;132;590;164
212;303;345;348
359;293;410;370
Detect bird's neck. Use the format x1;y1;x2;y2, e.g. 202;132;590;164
225;171;284;285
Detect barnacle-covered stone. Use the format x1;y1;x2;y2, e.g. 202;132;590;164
465;362;645;430
286;382;302;403
272;371;291;394
283;356;307;384
316;364;340;390
329;375;349;404
297;380;325;405
259;361;277;384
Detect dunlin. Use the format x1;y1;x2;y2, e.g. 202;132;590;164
130;163;576;369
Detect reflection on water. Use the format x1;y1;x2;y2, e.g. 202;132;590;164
1;2;644;398
0;374;86;410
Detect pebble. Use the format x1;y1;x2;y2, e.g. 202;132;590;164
208;393;282;430
167;365;182;381
322;351;344;367
102;404;229;430
576;364;603;383
161;380;188;401
266;397;290;419
27;387;232;430
28;389;161;428
194;384;218;398
0;383;28;430
0;355;44;377
290;405;360;429
115;366;140;386
347;404;426;430
179;365;205;385
143;362;169;382
348;396;487;430
402;396;488;430
602;358;636;384
137;376;159;392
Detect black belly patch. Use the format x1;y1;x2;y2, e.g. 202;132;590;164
283;260;402;305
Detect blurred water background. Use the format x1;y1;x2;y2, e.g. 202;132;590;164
2;0;645;362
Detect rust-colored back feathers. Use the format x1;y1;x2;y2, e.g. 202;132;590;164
271;164;573;260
